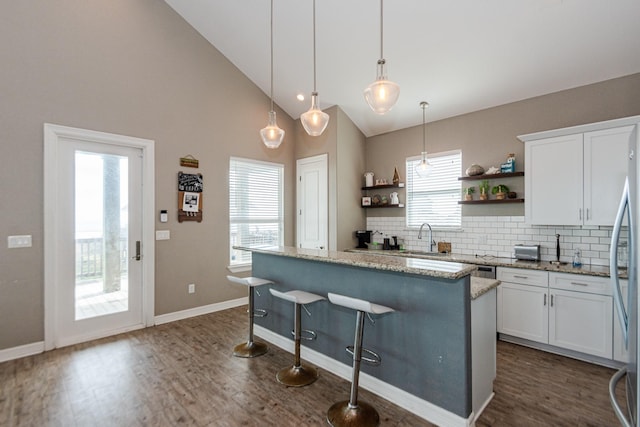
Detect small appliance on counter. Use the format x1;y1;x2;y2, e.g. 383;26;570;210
514;244;540;261
355;230;372;248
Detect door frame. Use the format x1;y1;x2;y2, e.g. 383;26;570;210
43;123;155;350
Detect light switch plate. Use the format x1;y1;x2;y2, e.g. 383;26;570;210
8;235;32;248
155;230;170;240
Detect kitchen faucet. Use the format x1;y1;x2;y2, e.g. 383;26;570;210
418;223;435;252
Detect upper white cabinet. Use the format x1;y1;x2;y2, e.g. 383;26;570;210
520;116;639;225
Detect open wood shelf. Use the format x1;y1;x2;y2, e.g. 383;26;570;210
362;204;404;208
458;198;524;205
361;183;405;190
458;171;524;181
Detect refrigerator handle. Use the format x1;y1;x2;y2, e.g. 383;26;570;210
610;366;632;427
611;178;629;346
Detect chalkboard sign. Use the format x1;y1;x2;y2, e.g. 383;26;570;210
177;171;203;223
178;172;203;192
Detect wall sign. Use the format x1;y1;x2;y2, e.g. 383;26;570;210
178;171;203;222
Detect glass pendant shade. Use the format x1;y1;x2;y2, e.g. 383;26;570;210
364;60;400;114
415;152;433;177
301;92;329;136
260;110;285;149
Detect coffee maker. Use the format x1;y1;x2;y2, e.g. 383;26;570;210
355;230;372;248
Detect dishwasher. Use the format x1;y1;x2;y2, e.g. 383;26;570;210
473;265;496;279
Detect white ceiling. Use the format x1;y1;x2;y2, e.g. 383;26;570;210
164;0;640;137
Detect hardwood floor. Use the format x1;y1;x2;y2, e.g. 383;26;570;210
0;306;628;426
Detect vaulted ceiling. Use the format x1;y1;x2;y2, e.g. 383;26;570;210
165;0;640;137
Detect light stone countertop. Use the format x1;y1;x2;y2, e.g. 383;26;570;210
471;277;500;300
235;245;477;280
349;249;624;278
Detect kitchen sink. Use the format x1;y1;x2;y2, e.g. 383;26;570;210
399;250;449;257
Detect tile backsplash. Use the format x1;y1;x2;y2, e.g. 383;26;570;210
366;216;628;267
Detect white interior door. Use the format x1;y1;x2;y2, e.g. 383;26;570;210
297;154;328;249
44;124;155;349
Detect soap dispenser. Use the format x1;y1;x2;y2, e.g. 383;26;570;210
572;249;582;268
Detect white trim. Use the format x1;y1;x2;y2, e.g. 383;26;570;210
155;297;247;325
0;342;45;363
518;115;640;142
43;123;155;350
255;325;474;427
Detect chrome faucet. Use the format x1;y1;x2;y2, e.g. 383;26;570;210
418;223;435;252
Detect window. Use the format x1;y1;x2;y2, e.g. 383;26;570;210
406;150;462;229
229;157;284;266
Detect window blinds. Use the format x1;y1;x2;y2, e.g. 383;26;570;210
406;150;462;229
229;157;284;265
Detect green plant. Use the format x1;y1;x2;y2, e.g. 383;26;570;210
463;186;475;195
479;180;490;194
491;184;509;195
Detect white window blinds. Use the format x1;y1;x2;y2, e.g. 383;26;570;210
406;150;462;229
229;157;284;265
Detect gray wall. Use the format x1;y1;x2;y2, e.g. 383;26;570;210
295;106;367;251
366;73;640;217
0;0;296;350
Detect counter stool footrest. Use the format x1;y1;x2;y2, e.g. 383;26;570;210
346;345;382;366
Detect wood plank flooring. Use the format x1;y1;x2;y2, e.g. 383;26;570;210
0;306;629;426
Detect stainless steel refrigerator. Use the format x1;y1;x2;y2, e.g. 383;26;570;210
610;123;640;426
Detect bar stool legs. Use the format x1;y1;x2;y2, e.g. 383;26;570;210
269;289;325;387
227;276;272;358
327;293;395;427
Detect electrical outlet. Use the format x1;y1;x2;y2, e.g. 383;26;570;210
188;283;195;294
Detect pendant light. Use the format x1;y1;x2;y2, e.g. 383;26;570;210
415;101;432;177
363;0;400;114
300;0;329;136
260;0;285;149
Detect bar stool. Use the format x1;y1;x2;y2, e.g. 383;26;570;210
227;275;272;358
269;289;325;387
326;292;395;427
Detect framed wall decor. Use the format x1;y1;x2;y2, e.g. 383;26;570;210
361;196;372;207
178;171;203;222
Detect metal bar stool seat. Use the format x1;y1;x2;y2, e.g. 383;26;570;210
326;292;395;427
269;289;325;387
227;275;273;358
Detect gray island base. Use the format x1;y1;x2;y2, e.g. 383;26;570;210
239;246;496;427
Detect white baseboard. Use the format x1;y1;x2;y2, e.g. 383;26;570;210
255;325;474;427
0;341;45;363
154;297;247;325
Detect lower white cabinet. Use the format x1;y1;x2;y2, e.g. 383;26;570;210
497;282;549;343
497;267;614;360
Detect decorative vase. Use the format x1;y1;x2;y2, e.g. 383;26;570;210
393;167;400;185
465;194;473;201
496;192;506;200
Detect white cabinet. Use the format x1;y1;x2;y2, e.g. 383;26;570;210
497;268;549;343
521;119;635;226
497;268;615;360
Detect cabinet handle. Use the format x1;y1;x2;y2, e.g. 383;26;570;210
544;294;547;306
551;294;554;307
570;281;588;286
579;208;583;220
587;208;590;220
514;275;528;279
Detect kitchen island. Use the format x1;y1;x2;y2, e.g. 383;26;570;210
236;246;498;427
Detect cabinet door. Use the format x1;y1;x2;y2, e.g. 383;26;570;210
614;281;630;362
549;289;613;358
497;282;548;343
583;126;633;226
525;134;583;225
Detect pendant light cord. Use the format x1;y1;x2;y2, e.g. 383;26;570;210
312;0;317;92
379;0;384;59
269;0;275;112
422;103;426;152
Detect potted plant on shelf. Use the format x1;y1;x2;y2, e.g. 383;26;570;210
492;184;509;200
479;180;490;200
463;186;475;201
